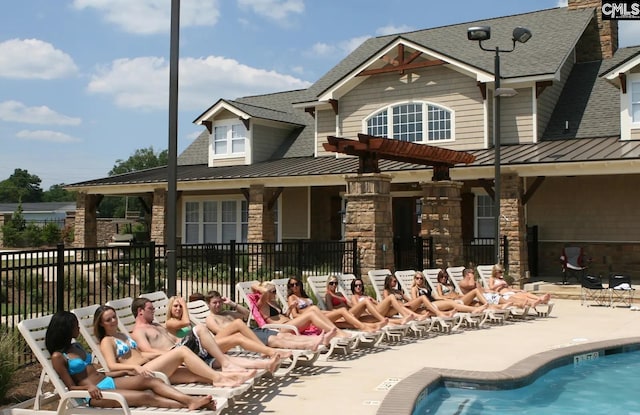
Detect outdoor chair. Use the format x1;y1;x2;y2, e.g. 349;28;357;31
580;274;610;307
560;247;589;284
608;274;635;307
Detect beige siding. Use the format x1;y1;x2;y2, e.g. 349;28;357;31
631;129;640;140
281;187;309;239
252;124;290;163
527;175;640;242
210;156;246;167
316;109;336;156
338;66;485;151
500;87;533;144
537;50;574;140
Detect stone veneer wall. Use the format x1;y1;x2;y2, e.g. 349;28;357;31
74;192;98;248
344;174;394;278
420;181;463;268
501;173;528;282
150;188;166;245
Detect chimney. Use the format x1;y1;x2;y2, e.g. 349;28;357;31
568;0;618;61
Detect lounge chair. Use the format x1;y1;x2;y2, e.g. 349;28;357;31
609;274;635;307
581;274;610;307
71;303;251;400
11;314;224;415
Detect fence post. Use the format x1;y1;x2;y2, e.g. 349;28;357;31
56;243;65;312
148;241;156;292
230;240;236;302
428;236;434;268
296;240;304;277
503;235;509;268
351;238;358;276
415;236;423;271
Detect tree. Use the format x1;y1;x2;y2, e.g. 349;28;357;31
0;169;43;203
43;184;76;202
109;147;168;175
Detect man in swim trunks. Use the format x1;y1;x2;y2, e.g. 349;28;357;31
205;290;332;351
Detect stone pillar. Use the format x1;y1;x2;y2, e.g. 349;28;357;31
344;174;394;278
74;192;98;248
248;184;276;243
420;181;463;268
150;188;167;245
501;173;528;283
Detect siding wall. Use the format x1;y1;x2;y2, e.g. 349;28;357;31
537;50;575;140
498;87;534;144
252;124;290;163
316;109;336;156
338;65;485;151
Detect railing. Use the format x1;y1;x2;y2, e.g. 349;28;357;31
462;236;509;268
0;239;358;365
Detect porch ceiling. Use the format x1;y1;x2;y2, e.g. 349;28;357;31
324;133;476;176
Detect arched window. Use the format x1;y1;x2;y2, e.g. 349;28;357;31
366;102;452;142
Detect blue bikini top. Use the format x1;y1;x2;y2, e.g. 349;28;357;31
63;344;92;376
114;335;138;358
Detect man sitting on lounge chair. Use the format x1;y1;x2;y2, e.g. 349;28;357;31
129;297;282;373
205;290;334;350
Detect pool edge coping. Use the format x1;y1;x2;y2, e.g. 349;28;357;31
376;336;640;415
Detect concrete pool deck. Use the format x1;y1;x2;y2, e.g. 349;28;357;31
230;296;640;414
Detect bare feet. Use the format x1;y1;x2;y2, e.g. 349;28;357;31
213;369;256;387
267;354;281;374
322;327;338;346
472;304;488;313
220;361;249;372
400;314;415;325
188;395;216;411
541;293;551;304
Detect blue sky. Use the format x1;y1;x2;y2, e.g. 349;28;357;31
1;0;639;189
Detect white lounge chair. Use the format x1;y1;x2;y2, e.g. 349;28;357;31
11;314;224;415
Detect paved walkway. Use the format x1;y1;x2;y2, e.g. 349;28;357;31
230;298;640;415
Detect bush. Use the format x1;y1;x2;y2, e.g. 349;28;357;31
23;223;44;247
0;326;19;401
42;222;62;245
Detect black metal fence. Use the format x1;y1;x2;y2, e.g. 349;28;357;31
0;239;357;364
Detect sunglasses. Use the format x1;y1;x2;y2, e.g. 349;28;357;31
328;281;338;286
415;277;424;280
268;289;277;294
288;282;301;287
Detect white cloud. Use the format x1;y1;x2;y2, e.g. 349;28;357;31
0;101;81;126
556;0;568;7
376;25;414;36
308;35;371;59
0;39;77;80
87;55;312;111
16;130;82;143
72;0;221;35
237;0;304;23
619;21;640;48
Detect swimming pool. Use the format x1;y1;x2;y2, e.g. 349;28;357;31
413;348;640;414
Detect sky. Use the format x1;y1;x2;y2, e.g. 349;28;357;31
2;0;640;190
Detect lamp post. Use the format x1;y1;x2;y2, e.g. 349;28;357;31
467;25;531;265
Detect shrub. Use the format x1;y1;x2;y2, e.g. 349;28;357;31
0;325;19;401
41;222;62;245
23;223;44;247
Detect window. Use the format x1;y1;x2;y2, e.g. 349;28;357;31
183;199;248;244
366;102;452;142
213;122;246;156
476;195;495;238
632;80;640;124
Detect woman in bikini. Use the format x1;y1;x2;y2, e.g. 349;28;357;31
488;264;551;307
382;274;454;318
94;305;254;388
410;271;487;313
47;311;216;410
349;277;426;322
251;281;345;341
164;296;283;374
287;276;386;332
434;270;512;309
323;275;414;325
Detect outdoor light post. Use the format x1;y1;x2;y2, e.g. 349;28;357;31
467;25;531;264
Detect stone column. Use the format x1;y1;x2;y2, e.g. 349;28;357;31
420;181;463;268
344;174;394;278
501;173;528;283
73;192;98;248
150;188;167;245
248;184;276;243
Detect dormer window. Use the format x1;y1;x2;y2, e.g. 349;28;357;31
365;102;453;142
213;121;246;157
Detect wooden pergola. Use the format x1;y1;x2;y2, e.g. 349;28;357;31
324;133;476;180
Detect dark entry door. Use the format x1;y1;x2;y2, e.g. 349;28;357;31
393;198;418;269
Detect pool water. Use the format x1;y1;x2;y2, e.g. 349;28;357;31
414;350;640;415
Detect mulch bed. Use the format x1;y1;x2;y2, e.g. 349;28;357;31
1;363;42;408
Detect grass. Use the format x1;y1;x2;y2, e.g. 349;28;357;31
0;326;19;401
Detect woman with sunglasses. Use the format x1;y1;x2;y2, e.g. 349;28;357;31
410;271;488;314
383;274;454;318
94;305;254;388
489;264;550;307
287;276;387;333
434;270;504;307
349;277;425;323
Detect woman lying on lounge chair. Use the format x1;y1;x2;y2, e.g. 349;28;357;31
410;271;487;314
323;275;416;325
435;270;512;309
94;305;254;388
488;264;551;307
287;276;387;332
349;277;427;322
46;311;216;410
251;281;347;341
383;274;454;318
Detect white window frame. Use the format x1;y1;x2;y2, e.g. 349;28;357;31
182;196;248;244
473;191;495;239
363;101;455;143
630;74;640;126
212;120;247;158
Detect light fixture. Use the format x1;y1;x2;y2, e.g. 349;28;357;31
467;26;491;41
512;27;532;44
